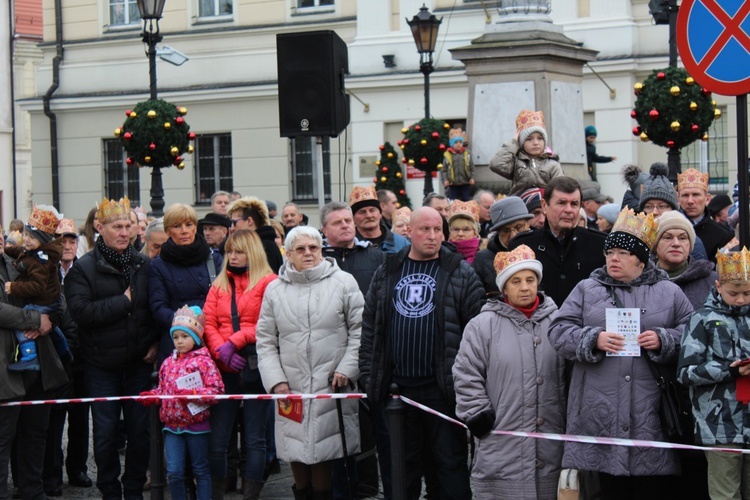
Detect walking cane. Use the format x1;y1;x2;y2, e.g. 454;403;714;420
334;383;355;500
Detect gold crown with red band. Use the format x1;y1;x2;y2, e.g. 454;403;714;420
494;244;536;274
349;186;378;206
677;168;709;192
717;247;750;283
611;207;658;250
172;305;206;338
97;197;131;224
515;109;545;132
28;205;63;234
449;200;480;223
56;218;77;236
393;206;412;223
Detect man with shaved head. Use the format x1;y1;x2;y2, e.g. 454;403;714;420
359;207;485;499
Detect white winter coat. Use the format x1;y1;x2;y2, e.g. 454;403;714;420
257;257;362;464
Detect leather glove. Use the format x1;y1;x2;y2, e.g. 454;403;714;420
228;353;247;372
216;341;237;367
138;390;160;407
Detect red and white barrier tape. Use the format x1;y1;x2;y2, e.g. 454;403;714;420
0;393;367;407
397;395;750;455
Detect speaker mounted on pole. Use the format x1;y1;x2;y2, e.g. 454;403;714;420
277;30;350;138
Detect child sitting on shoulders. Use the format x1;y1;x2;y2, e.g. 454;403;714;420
489;109;563;197
140;305;224;500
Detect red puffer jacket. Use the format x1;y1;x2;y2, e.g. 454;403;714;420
203;272;277;373
155;346;224;427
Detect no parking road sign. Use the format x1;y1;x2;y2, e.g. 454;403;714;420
677;0;750;96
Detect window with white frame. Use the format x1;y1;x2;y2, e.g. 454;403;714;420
198;0;232;18
291;137;331;202
194;133;233;204
681;106;728;191
109;0;141;26
297;0;334;9
103;139;141;205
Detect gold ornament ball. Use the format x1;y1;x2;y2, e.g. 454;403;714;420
380;176;387;182
147;110;157;119
670;86;681;96
408;159;415;166
639;132;649;142
420;139;427;146
443;123;450;129
178;107;188;116
170;146;179;156
187;145;194;154
387;152;394;158
164;122;172;130
702;133;708;141
712;100;717;106
670;121;681;132
715;108;722;118
686;77;695;85
375;160;381;166
177;162;185;170
144;156;151;163
690;102;698;111
396;172;402;178
114;128;121;138
401;127;408;134
436;164;443;170
129;111;137;118
634;82;644;92
400;145;405;150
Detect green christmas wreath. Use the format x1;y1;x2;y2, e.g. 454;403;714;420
399;118;450;173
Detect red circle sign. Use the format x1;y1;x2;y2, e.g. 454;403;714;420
677;0;750;96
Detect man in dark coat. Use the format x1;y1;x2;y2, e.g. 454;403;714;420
360;207;485;500
64;197;160;500
227;196;283;272
321;201;387;499
677;168;733;263
510;176;607;307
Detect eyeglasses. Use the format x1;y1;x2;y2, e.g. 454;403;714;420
498;223;528;237
642;203;672;212
293;244;320;254
604;249;634;258
449;227;474;233
231;218;243;226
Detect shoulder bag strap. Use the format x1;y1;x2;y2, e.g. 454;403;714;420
228;277;241;333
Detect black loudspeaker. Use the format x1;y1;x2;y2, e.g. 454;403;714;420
277;30;350;138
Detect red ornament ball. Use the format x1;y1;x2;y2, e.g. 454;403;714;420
397;140;403;146
400;189;406;195
649;109;660;120
173;156;183;166
632;126;641;136
379;145;385;151
373;177;378;183
691;124;699;132
402;158;408;164
431;132;439;139
420;157;428;164
124;132;133;141
188;132;196;140
702;88;712;96
438;144;446;151
126;157;134;166
125;109;132;116
149;143;156;151
666;140;675;148
175;117;185;126
656;72;666;80
382;167;389;173
630;110;637;119
415;125;421;131
403;139;410;145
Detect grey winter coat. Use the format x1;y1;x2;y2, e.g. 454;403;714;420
548;264;694;476
664;257;718;310
678;289;750;446
256;257;363;465
454;295;565;499
489;139;563;197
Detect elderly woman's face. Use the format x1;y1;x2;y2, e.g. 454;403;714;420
596;215;613;233
503;269;538;308
288;235;322;270
449;219;477;242
167;219;197;246
656;229;691;269
497;220;529;248
605;249;645;283
392;219;409;237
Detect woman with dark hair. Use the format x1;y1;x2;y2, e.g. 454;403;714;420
148;203;222;361
76;207;98;258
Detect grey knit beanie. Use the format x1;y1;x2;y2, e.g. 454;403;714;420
638;163;678;211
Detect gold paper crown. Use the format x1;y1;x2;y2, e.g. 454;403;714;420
449;128;467;142
393;206;412;223
611;208;658;250
677;168;709;192
449;200;480;223
494;244;536;274
716;247;750;283
28;205;63;235
171;305;206;338
56;218;77;236
349;186;378;207
97;197;131;224
515;110;546;132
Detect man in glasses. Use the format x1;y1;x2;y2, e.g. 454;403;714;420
227;196;283;272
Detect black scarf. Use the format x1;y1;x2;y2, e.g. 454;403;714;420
227;264;248;275
96;236;135;286
159;234;211;267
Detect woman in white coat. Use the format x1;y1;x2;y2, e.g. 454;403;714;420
256;226;363;500
453;244;566;499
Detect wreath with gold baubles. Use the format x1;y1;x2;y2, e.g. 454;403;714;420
632;66;718;149
114;99;195;170
398;118;450;174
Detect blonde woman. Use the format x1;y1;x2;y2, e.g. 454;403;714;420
203;229;277;499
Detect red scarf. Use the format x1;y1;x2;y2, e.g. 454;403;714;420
452;238;480;264
506;295;540;318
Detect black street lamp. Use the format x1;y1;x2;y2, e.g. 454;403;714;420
407;4;442;120
137;0;167;217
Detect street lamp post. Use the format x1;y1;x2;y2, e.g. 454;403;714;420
407;4;442;196
137;0;167;217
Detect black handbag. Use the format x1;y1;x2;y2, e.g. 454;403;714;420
229;278;264;393
607;287;693;443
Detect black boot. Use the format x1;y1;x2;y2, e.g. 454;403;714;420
242;479;264;500
291;485;309;500
211;477;225;500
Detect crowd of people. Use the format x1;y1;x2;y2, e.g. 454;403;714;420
1;109;750;500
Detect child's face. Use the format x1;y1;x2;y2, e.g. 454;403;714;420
523;132;546;157
452;139;464;149
23;231;41;251
172;330;196;354
716;280;750;307
586;135;597;145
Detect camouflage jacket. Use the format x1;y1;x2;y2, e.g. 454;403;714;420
677;289;750;445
